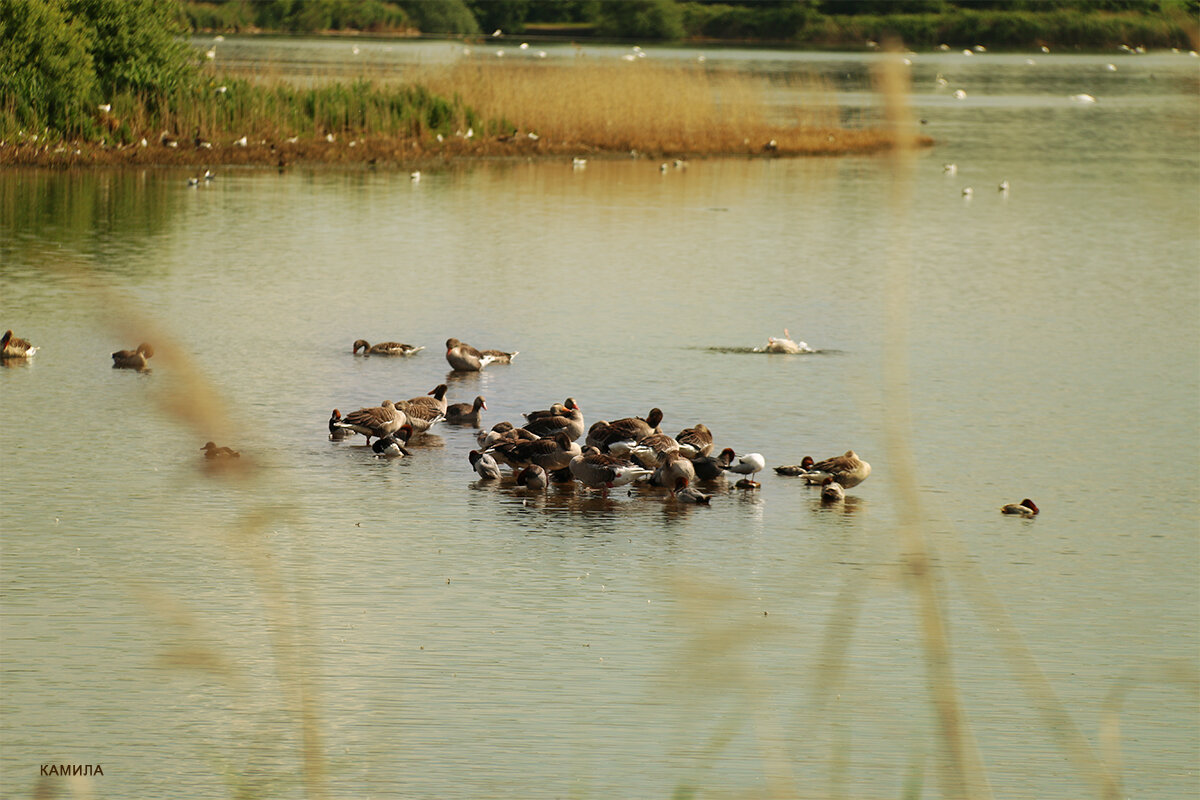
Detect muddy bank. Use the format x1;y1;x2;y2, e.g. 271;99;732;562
0;130;931;170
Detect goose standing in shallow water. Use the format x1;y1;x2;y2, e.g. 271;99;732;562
1001;498;1039;517
445;396;487;426
112;343;154;370
445;338;496;372
353;339;423;356
569;446;653;489
805;451;871;489
1;330;38;359
332;400;406;446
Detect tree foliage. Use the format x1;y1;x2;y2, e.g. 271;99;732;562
0;0;97;134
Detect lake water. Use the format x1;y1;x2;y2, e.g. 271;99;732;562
2;41;1198;799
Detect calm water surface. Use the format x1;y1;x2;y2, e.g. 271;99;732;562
2;43;1198;799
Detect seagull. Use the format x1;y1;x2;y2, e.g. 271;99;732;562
98;103;112;113
410;171;421;182
722;449;765;489
234;135;248;147
943;163;957;175
998;179;1009;192
1071;94;1097;103
962;187;973;197
954;89;967;100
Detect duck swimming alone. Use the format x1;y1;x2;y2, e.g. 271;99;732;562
764;329;812;354
353;339;424;356
112;343;154;370
1;330;38;359
201;441;240;459
1001;498;1039;517
805;450;871;489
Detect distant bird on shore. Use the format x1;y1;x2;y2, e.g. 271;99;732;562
1;330;38;359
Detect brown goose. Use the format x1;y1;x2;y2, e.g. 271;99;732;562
353;339;423;356
675;424;714;458
631;433;681;469
112;343;154;370
399;384;449;415
586;408;664;453
652;450;696;488
516;465;548;491
332;400;406;445
480;348;518;364
446;396;487;426
1;330;38;359
521;398;584;441
445;338;496;372
490;432;580;473
523;402;567;422
804;450;871;489
569;446;653;489
477;422;539;451
399;402;444;435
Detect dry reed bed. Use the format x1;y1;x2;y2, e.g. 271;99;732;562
1;61;926;168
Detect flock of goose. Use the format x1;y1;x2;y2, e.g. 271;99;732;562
321;334;872;507
2;327;1035;515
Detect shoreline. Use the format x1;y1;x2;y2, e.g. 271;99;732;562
0;131;932;170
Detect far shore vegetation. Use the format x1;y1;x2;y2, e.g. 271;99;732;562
3;0;1193;168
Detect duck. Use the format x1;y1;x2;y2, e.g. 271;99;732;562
112;342;154;370
723;449;766;488
516;465;548;491
353;339;423;356
328;409;354;441
764;328;811;354
468;450;503;481
675;424;714;458
1;330;38;359
521;398;584;441
445;396;487;426
805;450;871;489
372;424;414;458
589;408;665;453
569;446;653;489
672;477;712;505
445;338;496;372
201;441;240;459
1001;498;1039;517
692;448;735;481
774;456;815;476
480;348;518;364
821;482;846;502
332;400;406;446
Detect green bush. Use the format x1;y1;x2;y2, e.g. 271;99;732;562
0;0;97;135
595;0;685;39
396;0;479;33
66;0;196;96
